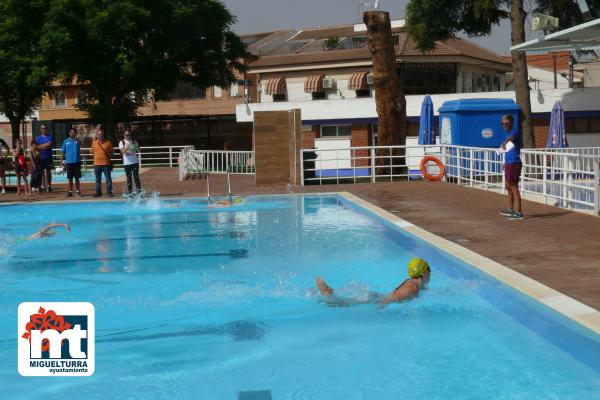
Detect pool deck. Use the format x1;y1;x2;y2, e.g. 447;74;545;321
2;168;600;320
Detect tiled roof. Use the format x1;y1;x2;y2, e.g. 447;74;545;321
289;22;405;41
291;25;359;41
242;30;295;52
250;33;510;69
250;47;373;68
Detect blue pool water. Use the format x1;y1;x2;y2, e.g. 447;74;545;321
1;195;599;399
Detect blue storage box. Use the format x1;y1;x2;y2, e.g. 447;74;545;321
438;98;520;177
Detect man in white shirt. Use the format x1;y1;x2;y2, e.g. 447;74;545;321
119;129;142;195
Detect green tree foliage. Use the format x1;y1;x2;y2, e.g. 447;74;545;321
325;35;340;49
43;0;247;139
406;0;508;52
0;0;53;144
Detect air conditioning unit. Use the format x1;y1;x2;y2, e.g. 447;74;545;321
323;77;336;89
366;73;374;85
532;13;559;32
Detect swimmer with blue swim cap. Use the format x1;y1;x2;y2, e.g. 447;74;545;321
316;257;431;308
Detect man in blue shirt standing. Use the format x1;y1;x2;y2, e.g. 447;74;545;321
61;128;82;197
499;115;524;220
35;124;55;192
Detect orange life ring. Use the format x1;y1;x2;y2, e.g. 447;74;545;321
420;156;445;181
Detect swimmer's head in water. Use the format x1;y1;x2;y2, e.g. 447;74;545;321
408;258;429;278
233;197;245;205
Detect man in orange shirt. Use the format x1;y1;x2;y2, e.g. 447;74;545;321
91;128;114;197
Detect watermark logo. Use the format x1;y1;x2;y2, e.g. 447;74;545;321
481;128;494;139
18;302;95;376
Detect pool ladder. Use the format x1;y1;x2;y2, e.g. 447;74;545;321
205;172;233;203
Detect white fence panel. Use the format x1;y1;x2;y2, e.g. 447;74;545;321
300;144;600;216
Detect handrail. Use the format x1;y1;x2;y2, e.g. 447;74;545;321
51;145;188;169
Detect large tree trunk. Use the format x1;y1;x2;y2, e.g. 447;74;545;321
10;120;20;146
510;0;535;148
102;95;117;143
5;112;22;147
364;11;407;177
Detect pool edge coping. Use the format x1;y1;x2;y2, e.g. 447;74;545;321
336;191;600;336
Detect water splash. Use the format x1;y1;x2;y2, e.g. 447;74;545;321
145;191;161;210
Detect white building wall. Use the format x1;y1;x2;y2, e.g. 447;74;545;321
260;72;373;103
239;87;600;122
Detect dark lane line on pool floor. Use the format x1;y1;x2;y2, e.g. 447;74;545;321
8;249;249;267
95;231;250;242
96;320;267;343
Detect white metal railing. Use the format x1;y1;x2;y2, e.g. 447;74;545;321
300;144;600;216
301;145;442;185
51;145;187;169
178;149;254;181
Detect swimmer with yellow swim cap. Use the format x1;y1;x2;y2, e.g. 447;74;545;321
208;197;246;209
315;257;431;308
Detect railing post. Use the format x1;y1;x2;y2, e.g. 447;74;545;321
371;147;376;183
169;147;173;167
389;147;392;182
562;154;568;208
594;159;600;216
543;153;548;205
441;146;447;182
300;149;305;186
469;149;474;187
484;151;489;190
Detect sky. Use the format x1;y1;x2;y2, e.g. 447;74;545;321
222;0;520;56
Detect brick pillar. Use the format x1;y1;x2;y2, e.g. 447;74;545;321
302;127;316;149
351;124;370;167
533;118;550;148
253;109;302;185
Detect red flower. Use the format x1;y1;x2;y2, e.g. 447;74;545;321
21;307;73;352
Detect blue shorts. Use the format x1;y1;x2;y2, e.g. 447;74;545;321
39;157;53;171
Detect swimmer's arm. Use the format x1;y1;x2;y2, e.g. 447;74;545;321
378;283;419;307
30;224;71;239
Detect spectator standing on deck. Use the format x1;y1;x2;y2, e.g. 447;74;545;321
13;138;31;196
119;128;142;196
0;138;10;194
35;124;55;192
29;141;42;195
61;128;82;197
498;115;524;220
91;127;114;197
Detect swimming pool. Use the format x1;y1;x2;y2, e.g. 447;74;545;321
1;195;599;399
50;168;126;184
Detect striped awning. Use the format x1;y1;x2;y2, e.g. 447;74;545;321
304;74;324;93
264;77;286;95
348;72;369;91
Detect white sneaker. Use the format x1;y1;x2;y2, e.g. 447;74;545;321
1;189;5;194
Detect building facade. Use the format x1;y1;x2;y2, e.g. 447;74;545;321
238;21;512;153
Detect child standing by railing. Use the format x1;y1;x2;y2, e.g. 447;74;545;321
13;139;31;196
